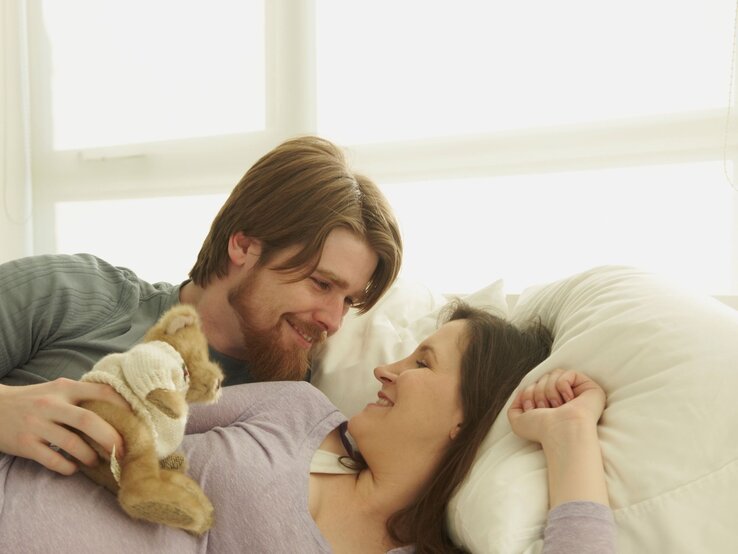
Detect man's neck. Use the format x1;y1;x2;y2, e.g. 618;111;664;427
179;281;248;360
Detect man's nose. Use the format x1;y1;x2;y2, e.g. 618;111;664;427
315;295;344;336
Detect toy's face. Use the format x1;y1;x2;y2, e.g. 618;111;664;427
145;304;224;404
184;357;223;404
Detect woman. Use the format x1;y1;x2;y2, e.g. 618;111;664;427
0;303;614;553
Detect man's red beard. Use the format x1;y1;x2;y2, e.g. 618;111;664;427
227;271;326;381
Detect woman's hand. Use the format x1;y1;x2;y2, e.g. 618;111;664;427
0;379;129;475
508;369;606;446
508;369;610;508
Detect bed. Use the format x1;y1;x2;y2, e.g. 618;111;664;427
312;265;738;553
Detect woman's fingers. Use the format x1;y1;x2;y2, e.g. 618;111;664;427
554;370;576;402
532;369;574;408
532;373;550;408
513;369;579;414
521;383;537;411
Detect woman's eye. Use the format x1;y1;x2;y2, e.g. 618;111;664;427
312;278;330;291
416;359;429;368
344;296;356;307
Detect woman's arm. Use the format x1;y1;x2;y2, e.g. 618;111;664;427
508;369;608;506
508;369;614;553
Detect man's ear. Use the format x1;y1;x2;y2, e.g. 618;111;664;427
228;232;262;268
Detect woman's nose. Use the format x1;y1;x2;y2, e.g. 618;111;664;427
373;364;397;384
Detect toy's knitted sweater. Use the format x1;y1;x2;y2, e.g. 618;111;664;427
81;340;189;459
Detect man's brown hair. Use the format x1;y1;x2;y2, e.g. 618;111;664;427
189;136;402;312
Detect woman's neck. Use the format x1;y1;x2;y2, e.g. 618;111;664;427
312;428;440;552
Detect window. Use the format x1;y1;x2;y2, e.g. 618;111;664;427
316;0;734;144
381;162;734;294
41;0;265;150
55;194;227;284
23;0;738;295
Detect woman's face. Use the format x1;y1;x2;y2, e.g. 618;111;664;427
349;319;468;455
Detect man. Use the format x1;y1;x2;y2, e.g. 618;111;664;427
0;136;403;475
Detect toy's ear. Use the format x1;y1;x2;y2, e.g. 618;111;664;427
164;312;196;335
149;304;199;338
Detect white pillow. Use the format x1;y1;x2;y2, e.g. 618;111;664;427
312;277;508;418
448;265;738;553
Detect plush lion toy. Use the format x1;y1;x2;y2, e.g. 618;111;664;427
78;304;224;535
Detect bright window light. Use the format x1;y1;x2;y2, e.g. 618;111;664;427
53;166;736;296
55;194;227;284
317;0;734;144
41;0;265;150
381;162;735;295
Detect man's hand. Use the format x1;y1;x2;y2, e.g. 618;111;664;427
0;379;128;475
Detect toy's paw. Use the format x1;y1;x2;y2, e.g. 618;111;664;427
160;452;187;472
119;470;214;535
146;388;187;419
78;458;120;494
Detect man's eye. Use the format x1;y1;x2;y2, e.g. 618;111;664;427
416;359;429;368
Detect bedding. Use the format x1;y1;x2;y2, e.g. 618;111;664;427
313;265;738;553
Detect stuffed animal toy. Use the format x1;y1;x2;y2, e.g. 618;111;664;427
78;304;224;535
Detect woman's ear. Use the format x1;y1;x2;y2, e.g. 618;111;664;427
450;422;463;441
228;232;262;268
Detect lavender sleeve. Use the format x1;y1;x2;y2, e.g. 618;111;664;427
542;501;616;554
184;382;270;433
0;382;344;553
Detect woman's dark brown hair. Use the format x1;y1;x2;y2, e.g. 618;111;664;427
388;301;553;553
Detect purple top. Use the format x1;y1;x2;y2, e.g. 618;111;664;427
0;382;615;552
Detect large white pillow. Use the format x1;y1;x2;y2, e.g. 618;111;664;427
448;265;738;553
312;277;508;418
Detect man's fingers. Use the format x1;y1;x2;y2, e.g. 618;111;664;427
56;405;124;460
23;439;78;475
42;380;127;458
64;380;131;411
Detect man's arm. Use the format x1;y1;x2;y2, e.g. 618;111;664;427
0;254;128;473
